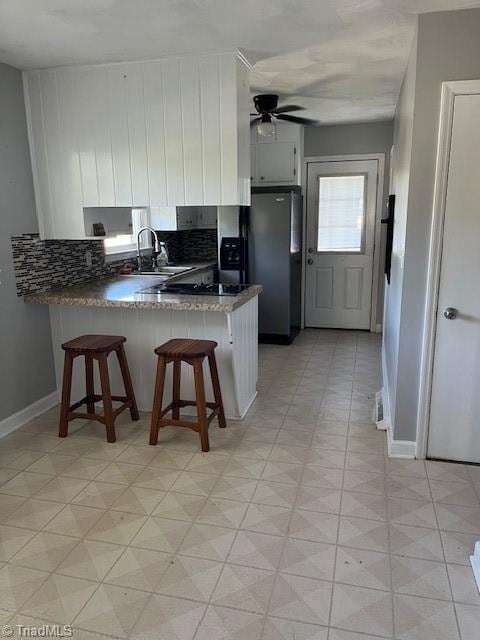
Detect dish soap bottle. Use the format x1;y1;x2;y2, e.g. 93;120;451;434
156;242;169;267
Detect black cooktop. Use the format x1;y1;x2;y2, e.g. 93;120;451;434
139;283;250;296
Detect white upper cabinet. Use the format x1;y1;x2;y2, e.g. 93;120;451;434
149;205;216;231
257;143;296;183
250;121;302;187
197;206;217;229
23;52;250;239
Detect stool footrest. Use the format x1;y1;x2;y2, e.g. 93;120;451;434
157;411;219;432
67;397;132;424
177;400;218;410
68;411;104;423
158;401;219;425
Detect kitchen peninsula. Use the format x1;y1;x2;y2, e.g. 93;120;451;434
26;273;261;420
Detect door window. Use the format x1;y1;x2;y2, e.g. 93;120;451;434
316;174;366;253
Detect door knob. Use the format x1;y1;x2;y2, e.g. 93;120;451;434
307;258;314;265
443;307;457;320
308;247;314;254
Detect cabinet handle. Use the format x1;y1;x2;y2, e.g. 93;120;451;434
260;176;265;180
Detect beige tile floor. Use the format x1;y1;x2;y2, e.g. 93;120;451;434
0;329;479;639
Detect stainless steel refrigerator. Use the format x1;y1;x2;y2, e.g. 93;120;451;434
218;186;302;344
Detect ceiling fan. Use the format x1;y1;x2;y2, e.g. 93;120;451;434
250;94;318;137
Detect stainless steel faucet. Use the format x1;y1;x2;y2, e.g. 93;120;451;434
136;226;159;271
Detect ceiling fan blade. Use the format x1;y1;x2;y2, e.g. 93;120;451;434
276;113;318;125
250;117;261;126
273;104;304;114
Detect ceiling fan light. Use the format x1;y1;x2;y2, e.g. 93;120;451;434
257;115;275;138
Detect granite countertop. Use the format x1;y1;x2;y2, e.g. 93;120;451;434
25;265;262;312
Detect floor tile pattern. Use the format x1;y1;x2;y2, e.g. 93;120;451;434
0;329;478;638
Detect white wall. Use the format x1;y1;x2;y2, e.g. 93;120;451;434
384;8;480;443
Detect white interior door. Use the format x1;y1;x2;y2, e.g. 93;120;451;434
305;159;378;329
428;93;480;463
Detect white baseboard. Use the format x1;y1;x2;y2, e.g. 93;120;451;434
237;391;258;421
0;391;59;439
470;541;480;593
387;426;416;458
376;383;415;458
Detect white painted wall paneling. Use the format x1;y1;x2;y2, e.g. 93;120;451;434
24;52;250;239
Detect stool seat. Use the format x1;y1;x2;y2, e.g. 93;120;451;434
150;338;226;452
154;338;217;359
62;334;126;353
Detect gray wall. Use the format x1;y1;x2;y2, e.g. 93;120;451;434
0;62;56;422
304;120;394;327
304;121;394;159
386;8;480;442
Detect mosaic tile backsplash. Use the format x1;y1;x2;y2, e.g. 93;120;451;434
12;234;123;296
182;229;217;261
12;229;217;297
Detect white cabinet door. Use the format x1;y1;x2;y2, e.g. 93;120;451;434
87;67;116;207
199;56;222;204
143;61;168;206
149;207;177;230
163;59;186;206
25;69;85;238
177;207;198;230
53;69;85;235
152;206;216;230
257;142;296;183
107;66;133;207
124;64;149;206
197;207;217;228
180;57;203;205
24;72;55;238
75;68;99;208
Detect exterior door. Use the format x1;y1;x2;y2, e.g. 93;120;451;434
305;159;378;329
428;94;480;463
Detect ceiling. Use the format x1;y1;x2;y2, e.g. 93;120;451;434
1;0;480;124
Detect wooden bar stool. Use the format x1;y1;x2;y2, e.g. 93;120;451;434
59;335;139;442
149;339;226;452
